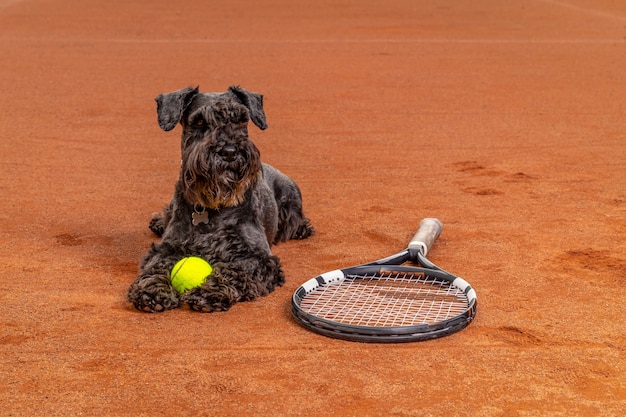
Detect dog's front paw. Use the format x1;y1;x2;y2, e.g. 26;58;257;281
127;275;180;313
182;277;239;313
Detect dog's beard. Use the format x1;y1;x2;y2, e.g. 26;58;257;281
181;140;262;209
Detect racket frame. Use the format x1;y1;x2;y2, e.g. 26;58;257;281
291;220;477;343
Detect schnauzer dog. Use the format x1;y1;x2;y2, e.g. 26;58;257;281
127;85;314;313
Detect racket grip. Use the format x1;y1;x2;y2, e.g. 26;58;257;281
408;218;443;256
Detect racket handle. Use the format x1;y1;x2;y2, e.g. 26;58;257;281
408;218;443;256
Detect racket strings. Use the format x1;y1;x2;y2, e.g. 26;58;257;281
298;271;469;327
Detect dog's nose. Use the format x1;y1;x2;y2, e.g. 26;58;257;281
219;145;238;162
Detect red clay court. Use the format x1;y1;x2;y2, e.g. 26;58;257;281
1;0;624;415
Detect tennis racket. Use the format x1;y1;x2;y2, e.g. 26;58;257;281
292;218;477;343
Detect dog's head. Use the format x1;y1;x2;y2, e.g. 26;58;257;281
155;86;267;209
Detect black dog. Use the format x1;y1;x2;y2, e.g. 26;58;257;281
127;86;314;313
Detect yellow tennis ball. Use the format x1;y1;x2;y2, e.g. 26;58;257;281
170;257;213;294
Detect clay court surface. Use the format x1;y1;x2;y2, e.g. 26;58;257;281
1;0;625;415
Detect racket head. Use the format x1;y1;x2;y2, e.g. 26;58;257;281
292;263;477;343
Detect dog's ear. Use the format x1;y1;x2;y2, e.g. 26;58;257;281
155;86;200;131
228;86;268;130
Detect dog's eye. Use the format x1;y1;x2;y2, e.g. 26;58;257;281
193;117;206;128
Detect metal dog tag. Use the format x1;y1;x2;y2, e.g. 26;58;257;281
192;209;209;226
